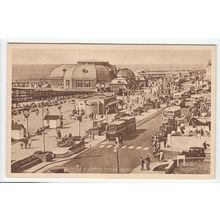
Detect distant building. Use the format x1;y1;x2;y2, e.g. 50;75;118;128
44;115;61;129
205;61;211;81
11;121;26;140
50;64;73;89
138;70;182;79
110;68;136;95
75;93;118;116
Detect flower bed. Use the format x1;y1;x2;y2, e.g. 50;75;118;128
11;155;42;173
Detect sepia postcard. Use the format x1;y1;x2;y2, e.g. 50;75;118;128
6;43;216;179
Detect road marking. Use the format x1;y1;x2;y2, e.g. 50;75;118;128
99;145;105;148
121;145;127;149
136;146;143;150
106;144;113;149
143;147;149;151
128;146;135;149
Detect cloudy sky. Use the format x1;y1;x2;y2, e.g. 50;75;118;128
12;44;212;65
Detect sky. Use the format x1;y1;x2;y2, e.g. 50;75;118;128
12;44;212;65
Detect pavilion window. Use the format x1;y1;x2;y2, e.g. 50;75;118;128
76;81;84;87
66;80;70;87
85;81;91;87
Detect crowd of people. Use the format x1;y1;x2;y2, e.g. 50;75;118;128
19;134;32;149
140;155;151;171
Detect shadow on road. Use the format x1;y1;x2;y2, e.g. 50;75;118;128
123;129;146;140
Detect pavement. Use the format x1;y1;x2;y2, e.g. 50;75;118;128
15;104;167;173
11;116;93;161
161;135;210;152
25;135;106;173
130;161;168;174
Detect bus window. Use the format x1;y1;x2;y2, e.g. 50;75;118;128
107;124;117;131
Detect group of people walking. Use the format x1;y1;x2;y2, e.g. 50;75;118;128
20;134;32;149
152;135;165;162
140;155;151;171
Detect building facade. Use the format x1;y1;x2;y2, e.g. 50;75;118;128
75;93;118;116
50;61;116;91
110;68;136;95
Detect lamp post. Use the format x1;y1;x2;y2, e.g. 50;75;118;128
113;143;120;173
58;105;62;118
77;114;82;136
23;110;30;137
58;105;62;127
36;105;46;152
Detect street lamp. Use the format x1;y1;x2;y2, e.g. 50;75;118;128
113;144;120;173
23;110;30;137
35;105;46;152
76;114;82;136
58;105;62;118
58;105;63;127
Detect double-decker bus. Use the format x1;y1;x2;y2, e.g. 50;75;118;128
163;106;181;121
106;117;136;140
119;116;136;134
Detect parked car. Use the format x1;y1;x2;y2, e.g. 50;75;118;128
47;167;65;173
115;111;130;119
180;147;206;160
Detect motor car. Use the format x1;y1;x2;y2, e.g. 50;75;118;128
180;147;205;159
173;99;185;108
184;98;192;108
47;167;65;173
53;101;59;106
115;111;130;119
30;103;37;107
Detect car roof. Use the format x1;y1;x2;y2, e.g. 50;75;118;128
108;120;125;125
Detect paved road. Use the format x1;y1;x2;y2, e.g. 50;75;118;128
45;107;190;173
55;112;164;173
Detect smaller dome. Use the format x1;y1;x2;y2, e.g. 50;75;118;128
117;68;135;79
50;64;73;79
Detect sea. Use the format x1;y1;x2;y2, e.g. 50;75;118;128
12;63;205;81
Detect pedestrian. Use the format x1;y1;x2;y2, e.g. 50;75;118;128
159;150;164;162
200;127;204;137
60;120;63;128
20;141;24;149
156;141;160;151
115;136;120;147
145;155;151;170
119;136;123;145
164;137;167;148
23;136;28;149
27;138;32;149
152;145;157;158
88;132;92;140
57;129;61;139
140;157;145;171
203;141;207;150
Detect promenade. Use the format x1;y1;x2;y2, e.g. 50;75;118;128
11;104;167;173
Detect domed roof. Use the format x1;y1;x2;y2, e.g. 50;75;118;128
50;64;73;79
117;68;135;79
64;63;114;82
63;65;77;78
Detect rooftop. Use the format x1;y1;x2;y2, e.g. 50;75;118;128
12;122;26;130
